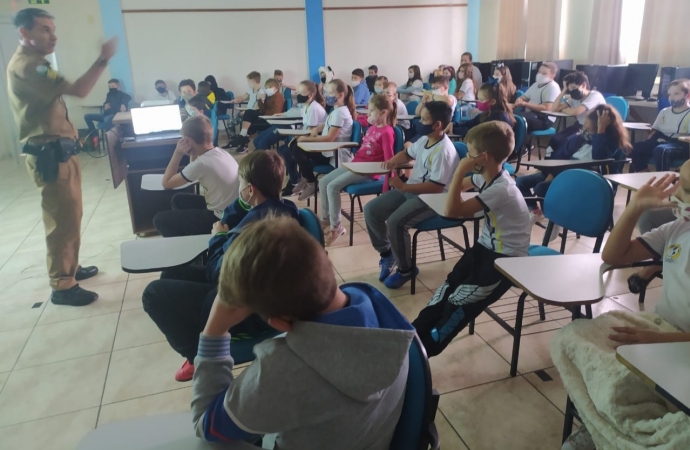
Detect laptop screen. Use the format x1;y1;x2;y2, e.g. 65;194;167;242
131;105;182;135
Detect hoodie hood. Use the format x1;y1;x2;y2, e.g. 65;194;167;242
318;66;335;83
204;75;219;90
285;282;414;402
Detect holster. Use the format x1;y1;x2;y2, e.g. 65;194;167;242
23;138;81;183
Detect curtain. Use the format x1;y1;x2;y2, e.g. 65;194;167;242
587;0;623;65
496;0;527;59
524;0;562;61
638;0;690;67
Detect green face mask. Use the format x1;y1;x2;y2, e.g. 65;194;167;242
238;197;251;211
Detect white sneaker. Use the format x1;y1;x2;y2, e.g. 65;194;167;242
561;427;595;450
292;178;308;194
549;224;563;243
325;225;346;247
298;182;317;201
529;210;544;227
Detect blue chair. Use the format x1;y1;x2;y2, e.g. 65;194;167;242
389;334;440;450
423;82;431;91
283;88;292;112
217;91;234;138
298;207;325;246
529;127;556;161
516;89;525;99
406;101;419;115
605;96;629;121
512;114;528;172
204;102;219;147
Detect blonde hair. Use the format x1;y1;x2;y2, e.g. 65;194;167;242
457;63;478;95
669;78;690;95
465;121;514;162
265;78;280;89
181;115;213;144
368;94;397;127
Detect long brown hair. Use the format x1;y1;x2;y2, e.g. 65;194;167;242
300;80;325;108
407;65;422;88
495;66;517;101
328;79;356;117
478;83;515;126
456;63;477;95
368;94;397;127
586;104;632;151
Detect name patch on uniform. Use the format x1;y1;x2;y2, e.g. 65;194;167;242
36;65;58;80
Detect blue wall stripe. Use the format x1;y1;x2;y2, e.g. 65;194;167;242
305;0;326;83
466;0;480;60
98;0;134;96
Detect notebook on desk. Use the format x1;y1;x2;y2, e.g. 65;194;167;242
131;105;182;142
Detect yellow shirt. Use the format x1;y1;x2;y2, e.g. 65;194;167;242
7;45;76;144
206;92;216;108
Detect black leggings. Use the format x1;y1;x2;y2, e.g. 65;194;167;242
290;139;330;183
518;111;553;132
242;109;270;135
153;193;218;237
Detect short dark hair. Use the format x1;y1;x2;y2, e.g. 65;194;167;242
155;79;165;86
564;71;590;89
424;101;452;129
178;79;196;91
465;121;514;163
273;69;283;76
13;8;53;30
239;150;285;199
352;68;365;78
368;65;378;72
541;62;559;77
462;52;473;61
430;75;449;88
247;71;261;82
108;79;119;85
187;94;207;111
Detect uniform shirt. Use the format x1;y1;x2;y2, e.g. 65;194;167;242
405;134;459;192
247;87;266;110
396;98;410;129
638;219;690;331
652;107;690;139
458;79;476;101
181;147;240;218
523;80;561;123
565;90;605;125
472;170;530;256
7;45;76;144
321;105;353;158
303;101;328;128
156;90;178;103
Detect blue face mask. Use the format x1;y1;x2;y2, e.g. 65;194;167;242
325;96;337;106
374;87;383;94
416;122;435;136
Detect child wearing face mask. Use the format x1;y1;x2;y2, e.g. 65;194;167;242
453;83;515;137
318;94;397;246
318;66;335;107
514;62;560;132
197;81;216;105
365;65;378;94
384;81;412;137
443;66;457;98
412;121;530;356
229;78;285;153
354;76;389;128
185;95;208;119
351;68;371;106
493;66;517;103
397;65;423;102
554;164;690;450
629;78;690;172
409;76;457;143
454;63;477;102
227;71;265;110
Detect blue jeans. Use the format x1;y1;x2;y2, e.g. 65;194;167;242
630;135;689;171
84;113;115;133
278;143;300;185
253;126;286;150
516;172;551;210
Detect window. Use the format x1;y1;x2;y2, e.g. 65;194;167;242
619;0;646;64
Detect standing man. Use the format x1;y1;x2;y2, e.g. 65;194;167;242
7;8;117;306
461;52;483;84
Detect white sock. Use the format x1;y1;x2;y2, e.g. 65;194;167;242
240;129;248;136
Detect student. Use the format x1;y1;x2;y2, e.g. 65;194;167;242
554;166;690;450
455;63;477;102
178;79;197;109
493;65;517;103
626;208;675;296
204;75;228;114
83;78;130;133
412;121;530;355
290;79;355;200
374;76;389;94
197;81;216;105
384;81;411;135
273;69;296;94
443;65;457;97
364;101;459;289
191;216;413;448
153;115;240;238
461;51;483;84
454;83;515;137
397;65;423;102
629;78;690;172
143;151;298;382
550;71;606;150
185;94;208;118
516;105;631;229
366;64;378;93
411;76;457;141
229;78;285;153
514;62;560;132
351;68;371;106
154;79;177;103
227;71;265;110
319;94;397;246
318;65;335;100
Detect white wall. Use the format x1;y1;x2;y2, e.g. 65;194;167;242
323;0;467;85
477;0;499;63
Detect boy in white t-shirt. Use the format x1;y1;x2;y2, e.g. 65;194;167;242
228;71;265;110
630;78;690;172
412;121;530;356
154;80;177;104
515;62;561;132
554;165;690;450
364;101;459;289
154;115;239;237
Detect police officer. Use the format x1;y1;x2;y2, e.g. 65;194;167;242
8;8;117;306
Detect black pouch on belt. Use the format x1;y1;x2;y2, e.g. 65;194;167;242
22;139;76;183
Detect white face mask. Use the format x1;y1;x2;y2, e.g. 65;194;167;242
432;88;443;95
248;81;255;89
535;74;550;85
367;111;379;125
351;80;360;88
671;195;690;222
494;75;503;82
408;72;414;79
265;87;277;97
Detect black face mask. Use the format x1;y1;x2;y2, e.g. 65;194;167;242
109;87;118;94
296;94;309;104
569;88;583;100
156;86;166;94
320;76;326;83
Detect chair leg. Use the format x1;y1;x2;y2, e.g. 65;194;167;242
585;304;593;319
462;225;470;250
313;189;318;215
639;287;646;304
349;195;355;246
357;196;364;213
538;302;546;321
562;396;576;443
437;230;446;261
411;230;420;295
510;293;527;377
528;136;533;161
468;318;475;335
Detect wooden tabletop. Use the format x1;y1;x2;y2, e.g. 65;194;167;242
120;235;210;273
604;171;676;192
495;253;609;307
278;129;310;136
113;111;132;125
544;111;572;117
521;158;615;170
298;141;359;152
266;119;302;126
623;122;652;130
140;174;196;191
616;342;690;415
419;192;480;219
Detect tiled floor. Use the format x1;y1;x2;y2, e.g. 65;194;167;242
0;149;661;450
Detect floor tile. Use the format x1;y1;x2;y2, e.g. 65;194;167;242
0;372;6;392
0;353;108;427
0;408;99;450
16;313;118;369
339;268;428;299
0;249;47;277
328;244;381;273
114;308;165;350
0;328;32;373
79;239;129;263
81;221;138;244
439;376;563;450
415;258;460;292
609;286;663;313
98;387;192;427
122;276;159;310
523;367;569;413
0;306;42;333
435;410;469;450
38;281;126;325
388;292;432;323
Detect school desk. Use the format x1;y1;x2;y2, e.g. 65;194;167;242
113;111;132;125
419;191;483;244
521;158;615;171
604;171;676;204
277;129;311;136
140;173;197;191
397;114;417;120
259;115;298;120
543;110;575;132
120;234;211;274
297;142;359;168
266;119;302;126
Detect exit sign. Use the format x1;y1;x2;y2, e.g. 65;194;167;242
29;0;50;4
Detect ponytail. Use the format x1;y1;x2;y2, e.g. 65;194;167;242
344;85;356;117
368;93;397;127
478;83;515;126
300;80;325;108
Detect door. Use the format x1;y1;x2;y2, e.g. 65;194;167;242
0;16;23;163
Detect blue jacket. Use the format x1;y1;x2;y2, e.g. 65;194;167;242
354;82;371;105
457;111;514;135
549;132;617;161
206;198;299;283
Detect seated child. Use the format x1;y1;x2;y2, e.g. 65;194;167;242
366;64;378;93
553;166;690;450
364;101;459;289
443;65;457;98
384;81;412;136
229;78;285;153
550;71;606;150
411;76;457;142
351;68;372;105
191;216;414;449
204;75;227;114
629;78;690;172
273;69;296;94
454;63;476;102
197;80;216;105
319;94;397;246
454;83;515;136
397;65;423;102
143;151;298;382
185;94;209;119
374;75;389;94
494;65;517;103
411;121;530;356
627;208;675;294
178;79;202;115
154;115;239;237
514;62;560;132
290;79;355;200
228;71;264;110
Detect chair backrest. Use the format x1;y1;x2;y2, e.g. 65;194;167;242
423;82;431;91
516;89;525;99
452;107;461;124
605;96;629;121
513;114;527;153
389;334;438;450
283;88;292;112
352;121;363;143
453;141;468;159
298;208;324;246
406;101;419;115
210;102;219;146
543;169;614;243
393;125;404;154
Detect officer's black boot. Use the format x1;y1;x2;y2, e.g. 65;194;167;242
51;285;99;307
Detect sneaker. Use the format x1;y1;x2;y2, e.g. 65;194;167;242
529;209;544;227
292;178;308;194
561;427;595;450
325;225;346;247
75;265;99;281
378;254;397;281
297;182;316;201
235;144;249;155
384;267;420;289
175;360;195;382
50;285;99;307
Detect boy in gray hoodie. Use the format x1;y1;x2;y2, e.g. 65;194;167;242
191;216;415;449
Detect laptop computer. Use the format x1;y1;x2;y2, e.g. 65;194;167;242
131;105;182;142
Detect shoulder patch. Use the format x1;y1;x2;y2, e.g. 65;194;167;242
36;65;58;80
